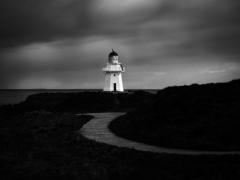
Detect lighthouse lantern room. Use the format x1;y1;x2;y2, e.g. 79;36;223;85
102;50;125;92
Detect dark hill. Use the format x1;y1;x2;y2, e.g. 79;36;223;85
1;91;154;113
110;79;240;151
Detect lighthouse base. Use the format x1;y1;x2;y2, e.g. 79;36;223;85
104;73;124;92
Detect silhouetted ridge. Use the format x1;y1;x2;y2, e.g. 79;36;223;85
110;79;240;151
1;91;153;113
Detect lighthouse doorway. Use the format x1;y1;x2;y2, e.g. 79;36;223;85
113;83;117;91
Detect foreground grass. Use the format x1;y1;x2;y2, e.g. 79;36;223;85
1;110;240;179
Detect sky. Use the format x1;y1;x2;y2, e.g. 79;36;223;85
0;0;240;89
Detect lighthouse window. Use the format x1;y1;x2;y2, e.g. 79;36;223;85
114;74;116;76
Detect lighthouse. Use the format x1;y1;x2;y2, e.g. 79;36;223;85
102;50;125;92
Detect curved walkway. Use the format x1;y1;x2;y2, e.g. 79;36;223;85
80;112;240;155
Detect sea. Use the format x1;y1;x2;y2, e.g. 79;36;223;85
0;89;159;106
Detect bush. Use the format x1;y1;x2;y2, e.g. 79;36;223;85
110;79;240;151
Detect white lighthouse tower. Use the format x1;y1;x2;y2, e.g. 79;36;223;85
102;50;125;92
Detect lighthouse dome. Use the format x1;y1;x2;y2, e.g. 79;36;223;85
108;49;119;64
109;49;118;57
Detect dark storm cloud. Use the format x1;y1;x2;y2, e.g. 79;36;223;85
177;0;240;57
1;0;240;55
0;0;240;89
0;0;95;47
140;0;240;58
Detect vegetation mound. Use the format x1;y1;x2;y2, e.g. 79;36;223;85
110;79;240;151
1;91;154;113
